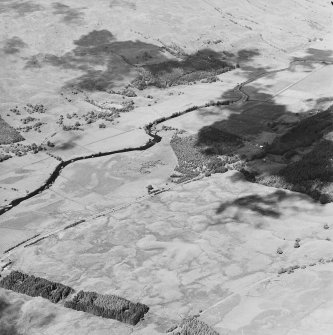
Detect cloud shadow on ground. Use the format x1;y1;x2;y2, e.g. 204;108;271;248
25;29;167;91
0;295;22;335
194;52;333;202
52;2;84;24
24;29;241;92
2;36;27;54
0;1;43;16
216;190;310;219
110;0;136;10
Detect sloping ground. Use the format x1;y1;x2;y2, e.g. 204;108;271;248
0;0;331;212
1;1;333;334
201;263;333;335
0;117;24;144
1;0;332;102
3;171;333;334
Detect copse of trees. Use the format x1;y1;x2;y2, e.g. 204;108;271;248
132;50;235;90
64;290;149;325
0;271;149;325
0;271;73;303
170;316;219;335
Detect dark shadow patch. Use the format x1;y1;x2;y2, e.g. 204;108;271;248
53;133;82;151
0;1;43;16
188;63;333;202
291;48;333;70
25;30;164;90
278;139;333;203
317;96;333;104
195;125;243;156
0;296;10;317
216;190;305;218
196;99;291;149
267;109;333;155
110;0;136;10
25;29;237;91
240;85;273;101
52;2;84;24
73;29;116;47
240;65;270;77
0;295;23;335
237;49;261;63
222;48;260;64
3;36;26;54
295;48;333;63
223;48;269;77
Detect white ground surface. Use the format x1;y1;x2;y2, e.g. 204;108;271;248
1;1;333;334
3;172;333;335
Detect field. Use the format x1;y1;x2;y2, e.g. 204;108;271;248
0;132;177;254
1;1;333;334
2;172;333;334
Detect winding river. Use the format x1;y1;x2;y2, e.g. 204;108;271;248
0;59;331;220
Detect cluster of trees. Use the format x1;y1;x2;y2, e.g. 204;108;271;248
20;116;36;124
132;50;235;90
10;107;21;115
201;76;219;83
1;142;46;159
46;141;55;147
17;121;44;133
170;134;234;183
64;290;149;325
144;101;233;135
9;104;46;117
206;157;228;174
144;106;201;133
62;124;82;131
175;316;219;335
0;271;73;303
108;87;137;97
23;104;47;114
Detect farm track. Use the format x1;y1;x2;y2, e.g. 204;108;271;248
1;58;332;258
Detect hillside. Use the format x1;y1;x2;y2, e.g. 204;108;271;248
1;1;333;335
